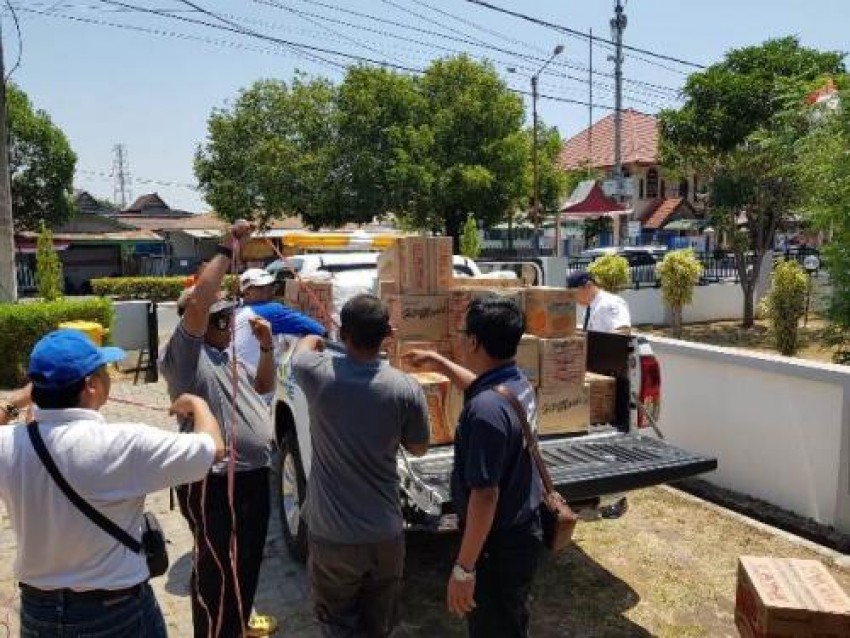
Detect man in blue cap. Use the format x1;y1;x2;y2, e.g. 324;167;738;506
567;270;632;334
0;329;224;636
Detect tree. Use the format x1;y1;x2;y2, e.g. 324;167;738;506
795;79;850;362
195;75;341;229
8;84;77;231
409;55;528;243
460;214;482;259
588;254;629;292
761;259;808;356
659;37;845;327
657;249;703;338
35;222;62;301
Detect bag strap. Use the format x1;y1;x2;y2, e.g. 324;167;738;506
493;385;556;496
26;422;143;554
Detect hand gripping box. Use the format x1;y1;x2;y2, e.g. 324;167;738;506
409;372;455;445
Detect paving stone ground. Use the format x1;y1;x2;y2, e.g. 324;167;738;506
0;380;321;637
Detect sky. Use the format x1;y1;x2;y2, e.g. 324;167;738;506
3;0;847;213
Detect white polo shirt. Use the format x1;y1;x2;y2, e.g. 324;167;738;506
586;289;632;333
0;408;215;591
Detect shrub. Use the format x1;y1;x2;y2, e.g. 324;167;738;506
588;254;630;292
761;260;808;356
0;297;114;388
460;215;482;259
657;249;703;338
91;275;238;302
36;222;63;301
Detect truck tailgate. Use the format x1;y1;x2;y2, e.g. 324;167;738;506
404;432;717;506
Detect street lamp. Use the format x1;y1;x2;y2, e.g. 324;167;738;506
511;45;565;255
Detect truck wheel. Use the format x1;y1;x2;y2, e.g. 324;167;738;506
278;429;308;563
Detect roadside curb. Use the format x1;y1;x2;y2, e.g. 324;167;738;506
661;485;850;567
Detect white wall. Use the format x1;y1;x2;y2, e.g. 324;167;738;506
648;336;850;533
618;282;756;326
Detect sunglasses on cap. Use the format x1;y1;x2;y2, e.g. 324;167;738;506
209;310;233;331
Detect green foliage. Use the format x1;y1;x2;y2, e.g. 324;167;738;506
795;81;850;361
589;255;630;292
657;249;703;337
35;222;63;301
8;84;77;231
460;215;482;259
0;298;113;388
91;276;238;302
195;57;556;244
659;37;844;327
761;260;808;356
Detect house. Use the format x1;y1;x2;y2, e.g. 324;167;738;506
15;211;164;293
557;109;701;242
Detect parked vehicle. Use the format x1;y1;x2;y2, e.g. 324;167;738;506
272;255;718;562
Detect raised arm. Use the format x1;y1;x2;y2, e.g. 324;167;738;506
403;350;476;392
182;220;254;338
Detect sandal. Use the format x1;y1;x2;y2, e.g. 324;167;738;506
246;612;279;637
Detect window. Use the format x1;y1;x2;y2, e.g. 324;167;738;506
679;178;689;199
646;168;658;198
660;179;666;198
639;178;645;199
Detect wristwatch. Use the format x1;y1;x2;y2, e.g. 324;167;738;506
451;563;476;582
260;345;274;354
1;402;20;421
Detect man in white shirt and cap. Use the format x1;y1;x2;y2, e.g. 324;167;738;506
568;271;632;334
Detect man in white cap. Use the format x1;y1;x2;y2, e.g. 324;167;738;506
234;268;326;388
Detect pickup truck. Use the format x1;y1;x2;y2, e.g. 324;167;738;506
269;255;718;562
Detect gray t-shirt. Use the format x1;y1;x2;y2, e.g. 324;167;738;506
292;350;430;543
160;324;274;474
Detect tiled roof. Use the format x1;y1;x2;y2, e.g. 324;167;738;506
16;229;163;244
123;192;174;214
558;109;659;171
642;197;696;230
113;213;225;232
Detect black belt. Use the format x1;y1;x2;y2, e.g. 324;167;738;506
19;582;145;603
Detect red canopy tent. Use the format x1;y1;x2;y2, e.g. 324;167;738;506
560;180;628;218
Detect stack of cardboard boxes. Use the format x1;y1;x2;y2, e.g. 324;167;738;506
377;236;594;444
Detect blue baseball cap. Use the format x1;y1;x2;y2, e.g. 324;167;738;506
28;329;126;390
567;271;595;289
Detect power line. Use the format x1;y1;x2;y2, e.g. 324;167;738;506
3;0;22;80
464;0;706;69
78;167;198;190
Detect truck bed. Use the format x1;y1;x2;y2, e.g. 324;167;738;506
401;431;717;509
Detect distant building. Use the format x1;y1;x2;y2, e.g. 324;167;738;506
557;109;700;239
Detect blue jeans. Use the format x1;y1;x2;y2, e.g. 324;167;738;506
20;583;167;637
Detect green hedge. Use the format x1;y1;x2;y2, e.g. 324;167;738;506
0;298;115;388
91;275;238;302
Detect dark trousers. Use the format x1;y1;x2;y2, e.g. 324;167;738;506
468;519;544;638
308;534;405;638
176;468;270;638
20;583;166;637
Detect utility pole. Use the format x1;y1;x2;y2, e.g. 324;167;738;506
0;26;17;302
610;0;627;245
112;143;132;210
588;27;593;177
531;44;564;256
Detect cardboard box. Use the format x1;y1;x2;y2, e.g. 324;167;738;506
385;294;449;341
736;556;850;638
409;372;455;444
586;371;617;424
284;278;334;333
378;237;453;294
451;276;524;289
447;384;465;434
536;385;589;435
539;336;587;389
525;287;578;338
377;279;399;298
516;334;541;387
392;340;453;372
447;287;525;333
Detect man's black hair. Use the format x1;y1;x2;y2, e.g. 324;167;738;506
31;378;86;410
465;296;525;360
340;294;390;351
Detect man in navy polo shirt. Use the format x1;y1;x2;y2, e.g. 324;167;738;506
405;296;544;638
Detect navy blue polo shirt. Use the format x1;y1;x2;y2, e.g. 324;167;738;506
451;363;544;531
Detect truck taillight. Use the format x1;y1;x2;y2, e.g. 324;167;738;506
638;354;661;429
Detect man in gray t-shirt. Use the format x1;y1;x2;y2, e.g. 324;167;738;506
292;294;429;638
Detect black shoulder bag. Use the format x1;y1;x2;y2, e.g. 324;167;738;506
26;422;169;578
